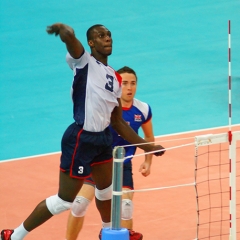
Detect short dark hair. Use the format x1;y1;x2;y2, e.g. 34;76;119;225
86;24;103;41
117;66;137;81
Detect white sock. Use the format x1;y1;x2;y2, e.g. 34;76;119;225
11;223;29;240
102;221;111;228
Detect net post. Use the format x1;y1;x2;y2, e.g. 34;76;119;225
111;146;125;229
229;132;238;240
227;19;237;240
228;19;232;131
102;146;129;240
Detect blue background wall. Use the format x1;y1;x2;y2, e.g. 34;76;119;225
0;0;239;160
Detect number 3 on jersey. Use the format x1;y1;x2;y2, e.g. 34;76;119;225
105;74;114;92
78;166;84;174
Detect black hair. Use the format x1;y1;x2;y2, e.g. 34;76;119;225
86;24;104;41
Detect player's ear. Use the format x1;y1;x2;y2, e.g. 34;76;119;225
88;40;94;47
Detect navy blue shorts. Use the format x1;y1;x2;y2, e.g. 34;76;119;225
60;122;113;179
85;161;134;189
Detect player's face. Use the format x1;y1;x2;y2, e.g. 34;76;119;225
89;26;112;56
120;73;137;104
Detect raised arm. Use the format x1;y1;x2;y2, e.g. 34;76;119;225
111;99;165;156
46;23;84;59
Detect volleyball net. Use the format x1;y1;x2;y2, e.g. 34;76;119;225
103;129;240;240
194;131;240;239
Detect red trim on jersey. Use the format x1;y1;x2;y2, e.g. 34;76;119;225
70;173;92;180
122;106;132;111
122;186;134;190
60;168;91;180
104;65;122;86
115;71;122;86
91;157;113;166
70;128;83;177
142;116;152;125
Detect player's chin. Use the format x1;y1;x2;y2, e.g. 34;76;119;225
104;47;112;55
106;50;112;56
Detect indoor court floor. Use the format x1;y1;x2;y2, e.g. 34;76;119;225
0;125;239;239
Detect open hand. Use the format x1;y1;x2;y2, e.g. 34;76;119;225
46;23;61;36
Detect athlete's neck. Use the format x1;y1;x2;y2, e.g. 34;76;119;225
121;99;133;108
91;52;108;65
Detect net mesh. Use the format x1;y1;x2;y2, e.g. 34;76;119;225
194;132;240;239
115;131;240;239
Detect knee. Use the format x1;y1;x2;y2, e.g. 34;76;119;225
71;196;91;217
121;199;133;220
46;194;72;215
95;184;112;201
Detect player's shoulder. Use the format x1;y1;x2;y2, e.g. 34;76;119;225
66;50;91;69
132;98;151;115
133;98;150;109
66;50;90;60
132;98;152;121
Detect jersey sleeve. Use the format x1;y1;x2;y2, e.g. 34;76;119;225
113;71;122;99
133;99;152;123
66;50;89;70
144;104;152;123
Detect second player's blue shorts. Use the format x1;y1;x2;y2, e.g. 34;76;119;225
85;160;134;189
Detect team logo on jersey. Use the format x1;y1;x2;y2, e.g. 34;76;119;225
134;114;142;122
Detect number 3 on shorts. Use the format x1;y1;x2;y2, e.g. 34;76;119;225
78;166;84;174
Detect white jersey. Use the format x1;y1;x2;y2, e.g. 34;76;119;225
66;51;122;132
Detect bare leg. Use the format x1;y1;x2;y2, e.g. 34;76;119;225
91;161;113;223
23;171;83;231
66;215;85;240
23;200;53;231
66;184;95;240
